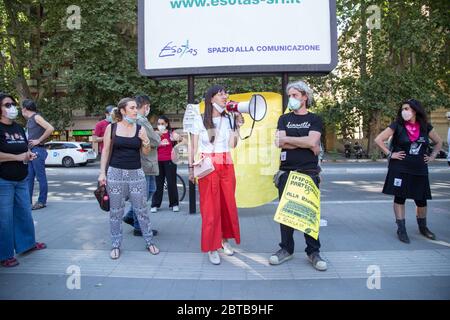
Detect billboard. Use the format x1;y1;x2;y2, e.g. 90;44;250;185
138;0;337;78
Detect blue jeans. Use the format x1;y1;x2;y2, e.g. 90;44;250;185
0;178;37;260
124;175;156;230
27;146;48;204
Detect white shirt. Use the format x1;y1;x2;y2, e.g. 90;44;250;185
192;115;232;153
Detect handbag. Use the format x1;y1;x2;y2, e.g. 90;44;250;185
94;184;110;211
94;123;116;211
193;117;223;179
193;155;215;179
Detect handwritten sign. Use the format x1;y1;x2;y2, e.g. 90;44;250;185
274;172;321;240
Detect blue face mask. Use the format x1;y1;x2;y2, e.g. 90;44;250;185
124;116;136;124
288;97;301;111
106;115;112;123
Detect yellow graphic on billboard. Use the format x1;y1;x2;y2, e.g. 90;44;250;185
197;92;282;208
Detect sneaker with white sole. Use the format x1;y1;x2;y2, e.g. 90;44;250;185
308;252;327;271
172;206;179;212
208;250;221;265
222;241;234;256
150;207;157;213
269;248;293;265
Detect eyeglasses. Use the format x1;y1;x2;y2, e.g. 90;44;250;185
2;103;16;108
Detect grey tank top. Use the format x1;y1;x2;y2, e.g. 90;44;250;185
27;114;46;141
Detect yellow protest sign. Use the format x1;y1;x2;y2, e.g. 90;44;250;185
274;172;321;240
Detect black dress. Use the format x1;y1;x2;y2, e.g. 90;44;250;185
382;121;433;200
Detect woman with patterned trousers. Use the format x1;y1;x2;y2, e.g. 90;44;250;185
98;98;159;259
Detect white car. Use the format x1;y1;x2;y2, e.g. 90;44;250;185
44;141;97;167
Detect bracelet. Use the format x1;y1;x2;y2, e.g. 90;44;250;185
142;140;150;147
387;151;392;160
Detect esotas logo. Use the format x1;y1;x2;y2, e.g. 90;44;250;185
159;40;198;58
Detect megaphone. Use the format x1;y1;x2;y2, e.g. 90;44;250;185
225;94;267;122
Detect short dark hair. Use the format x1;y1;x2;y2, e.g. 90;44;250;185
22;99;37;112
105;105;114;114
135;95;151;109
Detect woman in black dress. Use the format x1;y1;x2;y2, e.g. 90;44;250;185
375;99;443;243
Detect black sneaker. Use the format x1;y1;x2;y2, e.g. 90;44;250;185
123;216;134;226
133;229;158;237
269;248;293;265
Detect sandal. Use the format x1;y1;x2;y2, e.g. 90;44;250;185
32;202;46;210
147;244;160;255
23;242;47;254
1;257;19;268
110;248;120;260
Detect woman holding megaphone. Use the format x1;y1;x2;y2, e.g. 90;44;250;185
188;85;244;265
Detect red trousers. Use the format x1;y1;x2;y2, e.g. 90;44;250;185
198;152;241;252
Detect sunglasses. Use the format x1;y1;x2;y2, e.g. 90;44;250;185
2;103;17;108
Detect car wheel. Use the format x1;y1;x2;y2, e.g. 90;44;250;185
79;162;88;167
62;156;75;168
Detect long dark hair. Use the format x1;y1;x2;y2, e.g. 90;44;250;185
158;115;172;131
396;99;428;132
203;84;226;143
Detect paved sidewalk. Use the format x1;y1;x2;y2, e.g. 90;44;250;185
1;199;449;299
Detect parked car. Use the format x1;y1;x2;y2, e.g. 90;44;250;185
44;141;97;167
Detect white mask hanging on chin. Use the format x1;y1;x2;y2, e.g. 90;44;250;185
213;103;225;114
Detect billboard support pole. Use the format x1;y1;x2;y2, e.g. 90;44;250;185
281;73;289;113
187;75;197;214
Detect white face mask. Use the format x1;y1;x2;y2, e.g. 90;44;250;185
402;110;413;121
6;105;19;120
213;103;225;114
144;107;150;117
157;125;166;132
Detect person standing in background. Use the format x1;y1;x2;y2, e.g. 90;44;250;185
21;99;54;210
93;105;114;160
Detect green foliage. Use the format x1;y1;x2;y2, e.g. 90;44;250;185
0;0;448;137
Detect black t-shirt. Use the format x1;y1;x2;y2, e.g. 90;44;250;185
277;112;323;171
0;122;29;181
388;121;432;175
109;124;142;170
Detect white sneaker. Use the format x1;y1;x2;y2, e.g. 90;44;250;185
172;206;179;212
222;241;234;256
150;207;157;213
208;250;221;265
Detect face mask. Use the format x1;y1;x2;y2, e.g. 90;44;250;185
106;115;112;123
288;97;301;111
144;108;150;117
213;102;225;114
402;110;413;121
6;105;18;120
157;125;166;132
124;116;136;124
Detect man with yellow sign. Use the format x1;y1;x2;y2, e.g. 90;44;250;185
269;80;327;271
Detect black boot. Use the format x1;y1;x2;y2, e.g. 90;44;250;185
417;217;436;240
396;219;410;243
